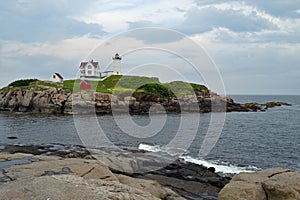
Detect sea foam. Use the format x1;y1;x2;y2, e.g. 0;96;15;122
138;143;259;174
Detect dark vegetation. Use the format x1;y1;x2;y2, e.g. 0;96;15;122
8;79;38;87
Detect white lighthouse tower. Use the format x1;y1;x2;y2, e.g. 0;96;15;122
112;53;122;75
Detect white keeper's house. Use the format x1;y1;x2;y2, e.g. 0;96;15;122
79;59;100;80
79;53;122;80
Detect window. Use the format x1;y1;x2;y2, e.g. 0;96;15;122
53;75;56;78
88;71;92;75
88;65;92;69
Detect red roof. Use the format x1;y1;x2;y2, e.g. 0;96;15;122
80;60;98;68
54;73;63;79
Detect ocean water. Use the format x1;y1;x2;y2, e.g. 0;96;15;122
0;95;299;174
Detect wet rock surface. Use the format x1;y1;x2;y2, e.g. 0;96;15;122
263;101;291;109
0;144;229;200
1;143;91;158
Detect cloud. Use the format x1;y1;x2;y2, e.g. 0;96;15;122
177;4;278;35
195;0;300;18
124;28;185;44
0;35;104;61
195;20;300;45
127;20;157;29
178;1;300;45
246;0;300;18
76;0;195;32
0;0;105;42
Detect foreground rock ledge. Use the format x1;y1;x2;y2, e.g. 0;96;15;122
0;153;184;200
219;167;300;200
0;150;229;200
2;150;299;200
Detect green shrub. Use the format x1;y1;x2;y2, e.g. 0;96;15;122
133;83;174;98
190;83;207;92
8;79;38;87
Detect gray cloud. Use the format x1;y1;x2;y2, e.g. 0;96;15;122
125;28;184;44
209;28;300;44
177;6;278;34
244;0;300;18
195;0;300;18
0;0;105;42
127;20;157;29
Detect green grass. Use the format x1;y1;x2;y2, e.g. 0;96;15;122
100;75;123;89
63;80;76;91
2;76;208;99
0;87;11;94
34;80;61;88
164;81;194;96
163;81;207;96
114;75;159;88
94;75;159;93
5;79;61;91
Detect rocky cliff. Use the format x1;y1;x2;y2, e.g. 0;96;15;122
0;80;287;114
0;87;71;114
0;84;289;114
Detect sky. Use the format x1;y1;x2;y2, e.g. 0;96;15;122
0;0;300;94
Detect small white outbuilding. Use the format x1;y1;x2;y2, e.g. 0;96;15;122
50;72;64;83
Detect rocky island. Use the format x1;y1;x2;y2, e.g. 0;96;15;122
0;76;290;114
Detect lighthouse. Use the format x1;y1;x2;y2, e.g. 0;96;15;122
112;53;122;75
